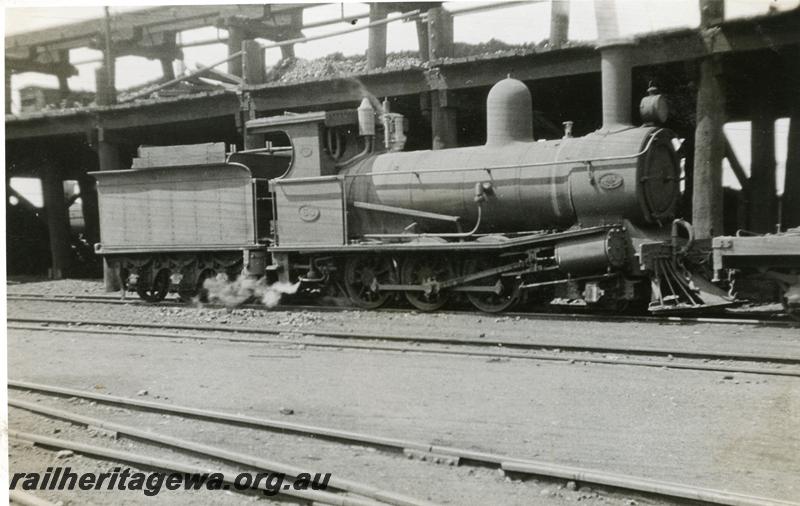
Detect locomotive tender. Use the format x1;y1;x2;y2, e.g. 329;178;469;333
93;48;748;313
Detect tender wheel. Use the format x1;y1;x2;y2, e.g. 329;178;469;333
344;256;396;309
783;298;800;322
463;257;519;313
178;283;196;302
196;269;217;303
401;255;455;312
137;268;170;302
118;267;130;292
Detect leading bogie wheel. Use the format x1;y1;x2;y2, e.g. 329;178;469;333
401;255;455;312
344;255;396;309
137;268;170;303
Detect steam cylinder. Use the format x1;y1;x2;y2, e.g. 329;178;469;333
342;79;679;236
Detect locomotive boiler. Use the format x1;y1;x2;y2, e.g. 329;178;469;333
342;77;679;236
93;44;733;313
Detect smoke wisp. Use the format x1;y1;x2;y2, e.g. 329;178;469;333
345;77;384;114
203;274;300;308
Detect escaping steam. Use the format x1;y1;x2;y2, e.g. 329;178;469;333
345;77;384;114
203;274;300;309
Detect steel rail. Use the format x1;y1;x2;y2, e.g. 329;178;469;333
8;322;800;378
8;315;800;365
9;398;433;506
8;491;57;506
8;430;383;506
8;382;796;506
9;293;796;328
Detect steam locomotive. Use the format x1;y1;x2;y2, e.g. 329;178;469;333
91;71;796;314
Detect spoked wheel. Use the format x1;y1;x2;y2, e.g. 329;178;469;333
178;272;197;303
196;269;217;303
783;298;800;322
119;267;130;292
401;255;455;312
463;257;519;313
344;256;396;309
137;268;170;303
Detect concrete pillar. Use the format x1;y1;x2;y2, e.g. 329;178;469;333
699;0;725;26
593;0;619;40
367;3;387;70
280;44;295;60
242;39;264;151
242;40;265;85
691;0;726;240
5;69;11;113
227;26;244;77
749;112;776;233
431;90;457;150
691;57;725;239
57;74;70;101
160;58;175;80
280;11;301;60
783;116;800;229
416;19;429;62
98;140;123;172
427;7;453;60
97;138;123;290
77;174;100;246
550;0;570;49
95;66;116;105
680;136;695;218
781;46;800;230
57;50;70;100
747;56;778;232
41;159;72;279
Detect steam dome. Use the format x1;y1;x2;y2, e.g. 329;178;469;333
485;77;533;146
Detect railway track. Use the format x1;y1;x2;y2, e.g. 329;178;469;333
9;381;796;506
8;292;800;328
8;316;800;377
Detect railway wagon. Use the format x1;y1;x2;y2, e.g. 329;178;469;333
712;231;800;320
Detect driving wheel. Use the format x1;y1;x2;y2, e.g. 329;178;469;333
401;255;455;311
344;256;396;309
463;257;519;313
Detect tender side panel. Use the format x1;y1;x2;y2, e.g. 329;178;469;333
93;164;256;253
272;177;345;247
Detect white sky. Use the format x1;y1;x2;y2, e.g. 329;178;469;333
3;0;797;197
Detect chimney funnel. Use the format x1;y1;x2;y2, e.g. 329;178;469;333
597;39;634;130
